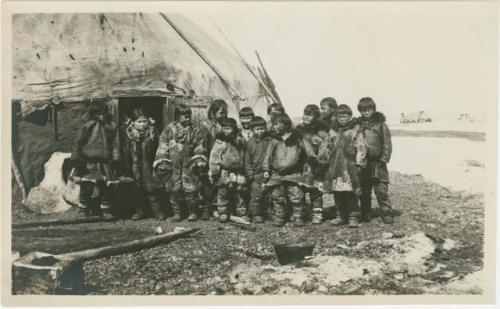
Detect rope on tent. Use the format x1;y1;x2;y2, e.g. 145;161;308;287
159;13;242;101
214;23;278;106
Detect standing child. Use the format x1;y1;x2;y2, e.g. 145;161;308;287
357;97;394;224
71;102;121;218
263;113;314;227
200;99;229;218
154;103;208;222
244;116;271;223
121;108;163;220
209;118;247;222
296;104;330;224
322;104;367;228
239;107;255;142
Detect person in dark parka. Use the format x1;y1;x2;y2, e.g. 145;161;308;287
121;108;164;220
154;103;208;222
244;116;271;223
295;104;331;224
200;99;229;218
209;117;247;222
263;113;315;227
357;97;394;224
71;102;121;218
321;104;367;228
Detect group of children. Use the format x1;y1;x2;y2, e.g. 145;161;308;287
71;96;394;228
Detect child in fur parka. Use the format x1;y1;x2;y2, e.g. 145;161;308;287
154;103;208;222
295;104;330;224
321;104;367;228
263;113;316;227
209;117;248;223
357;97;394;224
200;99;229;218
121;108;163;220
244;116;271;223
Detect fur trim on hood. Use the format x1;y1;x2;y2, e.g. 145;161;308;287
296;119;330;134
358;111;386;124
332;117;359;131
270;129;303;146
215;132;246;150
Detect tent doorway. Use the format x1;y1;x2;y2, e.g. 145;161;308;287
118;97;166;131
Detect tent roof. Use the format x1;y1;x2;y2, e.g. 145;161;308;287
12;13;266;115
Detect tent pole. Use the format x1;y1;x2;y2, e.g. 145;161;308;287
255;50;282;104
12;151;28;203
214;24;279;105
159;13;241;99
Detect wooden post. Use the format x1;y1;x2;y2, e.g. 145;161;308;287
13;228;199;294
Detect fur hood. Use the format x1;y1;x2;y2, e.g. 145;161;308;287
215;132;246;150
331;117;359;131
296;119;330;134
251;132;271;142
270;129;303;146
358;111;386;124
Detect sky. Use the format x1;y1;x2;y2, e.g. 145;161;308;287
162;2;496;121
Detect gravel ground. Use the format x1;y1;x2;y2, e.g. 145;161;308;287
11;172;484;295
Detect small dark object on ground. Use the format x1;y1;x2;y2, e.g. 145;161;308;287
274;242;315;265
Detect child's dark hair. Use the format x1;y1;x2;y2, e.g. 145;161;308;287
207;99;228;121
358;97;376;111
250;116;267;129
304;104;321;120
267;103;285;115
239;107;255;118
272;113;293;130
335;104;353;117
219;117;238;130
174;103;192;120
130;108;149;121
320;97;338;110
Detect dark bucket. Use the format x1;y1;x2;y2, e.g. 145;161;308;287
273;242;315;265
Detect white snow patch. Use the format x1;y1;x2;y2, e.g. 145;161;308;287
231;255;382;294
25;152;73;214
384;232;436;275
391;137;486;193
425;269;484;295
442;239;457;251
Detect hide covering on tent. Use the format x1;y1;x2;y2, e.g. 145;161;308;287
12;13;275;197
12;13;269;116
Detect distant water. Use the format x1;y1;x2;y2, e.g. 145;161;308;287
390;136;486;194
388;120;486;133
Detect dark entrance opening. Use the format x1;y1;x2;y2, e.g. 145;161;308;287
118;97;166;132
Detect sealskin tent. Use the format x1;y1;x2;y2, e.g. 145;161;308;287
12;13;277;205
